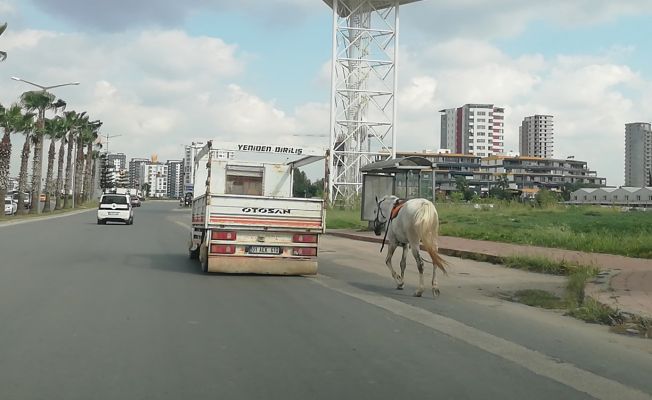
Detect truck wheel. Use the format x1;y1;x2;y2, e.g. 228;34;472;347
189;245;200;260
199;244;209;273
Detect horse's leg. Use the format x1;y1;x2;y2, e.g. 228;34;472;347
397;244;407;290
411;244;425;297
385;242;402;287
432;263;440;297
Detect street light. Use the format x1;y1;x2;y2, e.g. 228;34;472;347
11;76;80;90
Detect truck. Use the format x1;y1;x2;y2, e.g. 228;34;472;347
188;141;326;275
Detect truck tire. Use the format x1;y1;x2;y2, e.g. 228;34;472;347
189;245;200;260
199;244;209;273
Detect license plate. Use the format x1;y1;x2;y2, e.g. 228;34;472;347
247;246;281;255
108;212;119;215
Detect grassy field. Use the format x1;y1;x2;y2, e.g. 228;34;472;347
325;203;652;258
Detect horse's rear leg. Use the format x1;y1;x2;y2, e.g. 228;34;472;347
432;265;440;297
398;245;408;290
411;245;425;297
385;243;403;288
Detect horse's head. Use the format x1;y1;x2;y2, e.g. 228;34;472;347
373;195;398;236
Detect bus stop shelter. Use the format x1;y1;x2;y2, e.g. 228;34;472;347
360;156;436;221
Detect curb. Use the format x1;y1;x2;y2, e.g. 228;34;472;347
327;231;504;264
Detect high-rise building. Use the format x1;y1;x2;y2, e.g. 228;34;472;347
439;104;505;157
129;158;149;189
106;153;127;170
625;122;652;187
139;163;169;198
519;115;554;158
166;160;183;199
183;142;205;195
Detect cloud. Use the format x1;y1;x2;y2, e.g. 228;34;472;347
28;0;321;31
403;0;652;40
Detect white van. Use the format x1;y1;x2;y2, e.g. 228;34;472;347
97;193;134;225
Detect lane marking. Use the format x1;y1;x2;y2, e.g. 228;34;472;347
312;274;652;400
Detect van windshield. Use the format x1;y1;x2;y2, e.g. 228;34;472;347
101;195;128;205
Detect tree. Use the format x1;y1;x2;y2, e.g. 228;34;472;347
0;23;7;62
293;169;311;198
535;188;560;207
454;176;475;201
41;116;65;212
488;174;511;200
15;112;35;215
81;121;101;202
20;90;57;214
62;111;85;208
141;182;151;198
0;104;31;210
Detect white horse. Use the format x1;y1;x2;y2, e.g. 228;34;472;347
373;195;448;297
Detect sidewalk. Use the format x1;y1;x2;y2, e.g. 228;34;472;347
328;229;652;319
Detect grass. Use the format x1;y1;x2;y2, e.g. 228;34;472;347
437;203;652;259
325;208;368;230
326;203;652;258
507;289;566;309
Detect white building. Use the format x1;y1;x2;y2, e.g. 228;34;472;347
183;142;205;195
570;187;652;207
140;163;169;198
166;160;183;199
519;115;554;158
440;104;505;157
625;123;652;187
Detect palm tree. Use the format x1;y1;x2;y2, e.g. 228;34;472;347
0;104;31;208
53;117;70;210
15;114;35;215
62;111;85;208
20;90;56;214
82;122;102;202
0;23;7;62
42;116;65;212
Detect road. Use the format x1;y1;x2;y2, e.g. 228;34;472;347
0;201;651;400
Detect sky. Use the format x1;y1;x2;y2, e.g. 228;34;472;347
1;0;652;186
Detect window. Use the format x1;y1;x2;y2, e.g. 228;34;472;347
226;165;264;195
477;111;486;115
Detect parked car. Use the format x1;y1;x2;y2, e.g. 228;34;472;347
4;198;17;215
97;193;134;225
130;196;141;207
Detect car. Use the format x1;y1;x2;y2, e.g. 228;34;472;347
130;196;141;207
4;198;17;215
97;193;134;225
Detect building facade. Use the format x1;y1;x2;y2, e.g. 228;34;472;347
139;163;169;198
439;104;505;157
166;160;183;199
519;115;554;158
183;142;205;195
481;156;607;191
569;187;652;207
625;122;652;187
397;151;488;192
129;158;149;189
106;153;127;171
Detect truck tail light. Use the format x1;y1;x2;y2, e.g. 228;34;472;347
212;231;237;241
293;234;318;243
293;247;317;257
211;244;236;254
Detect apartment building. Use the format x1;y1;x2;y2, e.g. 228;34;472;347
625;122;652;187
139;163;169;198
519;115;554;158
439;104;505;157
166;160;183;199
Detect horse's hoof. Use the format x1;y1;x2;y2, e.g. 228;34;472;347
432;288;440;297
413;292;423;297
396;282;404;290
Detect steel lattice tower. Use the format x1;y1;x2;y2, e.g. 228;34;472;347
323;0;421;205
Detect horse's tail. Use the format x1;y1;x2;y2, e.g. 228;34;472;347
413;200;448;275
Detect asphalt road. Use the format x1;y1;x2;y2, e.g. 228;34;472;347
0;202;650;400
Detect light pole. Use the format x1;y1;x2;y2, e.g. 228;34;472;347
11;76;80;91
12;76;80;213
101;133;122;155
